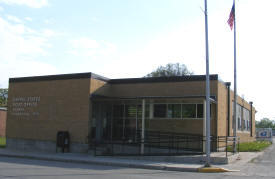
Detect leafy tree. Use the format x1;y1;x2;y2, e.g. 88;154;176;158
145;63;193;77
256;118;275;129
0;88;8;107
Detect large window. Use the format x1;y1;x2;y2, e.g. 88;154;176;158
243;108;250;131
237;104;242;130
154;104;167;118
153;103;205;119
233;102;251;132
125;104;149;118
182;104;196;118
167;104;181;118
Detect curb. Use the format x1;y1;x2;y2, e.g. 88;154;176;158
198;167;239;173
0;153;198;172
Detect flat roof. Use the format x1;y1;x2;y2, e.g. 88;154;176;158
9;72;219;84
9;72;109;83
91;94;217;102
109;74;219;84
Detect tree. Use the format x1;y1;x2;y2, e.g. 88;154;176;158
145;63;193;77
256;118;275;129
0;88;8;107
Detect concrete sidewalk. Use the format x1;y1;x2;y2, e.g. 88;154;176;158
0;148;262;173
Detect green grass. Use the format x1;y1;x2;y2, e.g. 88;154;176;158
0;137;6;147
228;141;272;152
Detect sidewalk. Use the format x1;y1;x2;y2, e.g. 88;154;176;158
0;148;262;173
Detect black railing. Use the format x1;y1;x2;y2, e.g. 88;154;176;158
212;136;240;157
90;130;239;157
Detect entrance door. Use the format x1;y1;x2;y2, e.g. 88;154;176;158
92;102;112;142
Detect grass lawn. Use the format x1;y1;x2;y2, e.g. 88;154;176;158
228;141;272;152
0;137;6;147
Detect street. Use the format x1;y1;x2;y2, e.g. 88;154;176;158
0;142;275;179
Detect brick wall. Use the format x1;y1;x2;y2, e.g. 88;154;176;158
0;109;7;137
217;81;228;137
229;87;256;141
7;77;91;144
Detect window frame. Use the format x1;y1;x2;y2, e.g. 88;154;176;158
152;102;206;120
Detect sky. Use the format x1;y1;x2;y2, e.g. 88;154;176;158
0;0;274;121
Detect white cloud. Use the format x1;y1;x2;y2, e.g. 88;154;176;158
6;14;23;23
71;38;99;49
0;16;57;87
0;17;49;56
44;19;52;24
42;29;56;37
24;17;32;22
0;6;4;11
68;37;116;58
0;0;48;8
0;60;58;87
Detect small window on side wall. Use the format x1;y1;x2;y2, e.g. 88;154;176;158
154;104;167;118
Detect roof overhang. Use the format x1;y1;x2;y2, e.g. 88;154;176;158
90;94;217;103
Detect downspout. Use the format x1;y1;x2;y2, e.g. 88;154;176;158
226;82;231;136
249;101;253;137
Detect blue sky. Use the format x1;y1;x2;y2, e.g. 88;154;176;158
0;0;274;120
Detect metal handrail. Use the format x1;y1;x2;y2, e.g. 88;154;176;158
91;130;240;157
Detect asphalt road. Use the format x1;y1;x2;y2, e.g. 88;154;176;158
0;141;275;179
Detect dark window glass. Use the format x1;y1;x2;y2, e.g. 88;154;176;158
238;117;241;130
154;104;167;118
137;105;149;118
182;104;196;118
113;105;124;118
126;105;137;118
197;104;203;118
167;104;181;118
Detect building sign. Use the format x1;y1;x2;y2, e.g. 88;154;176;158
11;96;40;116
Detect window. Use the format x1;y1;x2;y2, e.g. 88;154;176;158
233;102;251;132
243;108;250;131
197;104;204;118
152;103;207;119
236;104;242;130
113;105;124;118
125;104;149;118
154;104;167;118
182;104;196;118
167;104;181;118
126;105;137;118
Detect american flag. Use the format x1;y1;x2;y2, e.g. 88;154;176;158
227;3;235;30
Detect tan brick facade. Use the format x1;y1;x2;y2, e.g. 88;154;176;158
0;109;7;137
229;89;256;141
7;76;91;144
6;73;256;153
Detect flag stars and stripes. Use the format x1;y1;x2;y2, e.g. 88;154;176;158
227;3;235;30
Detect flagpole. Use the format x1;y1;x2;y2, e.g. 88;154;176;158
204;0;211;167
233;0;237;153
